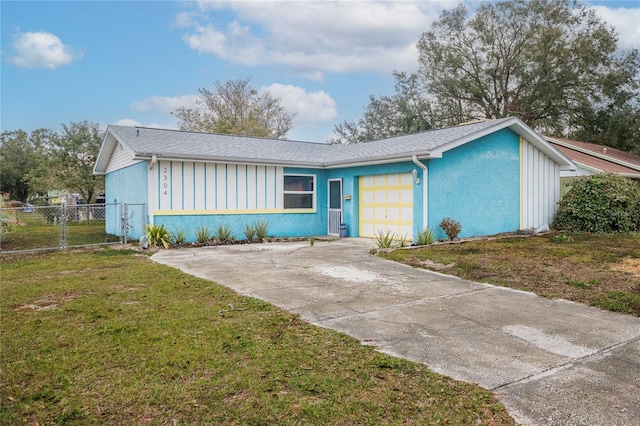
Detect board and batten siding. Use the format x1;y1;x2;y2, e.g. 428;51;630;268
105;142;142;174
150;160;284;213
521;138;560;230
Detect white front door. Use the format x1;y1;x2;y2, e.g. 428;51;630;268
328;179;343;235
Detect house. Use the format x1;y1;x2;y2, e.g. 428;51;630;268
93;117;574;241
545;137;640;196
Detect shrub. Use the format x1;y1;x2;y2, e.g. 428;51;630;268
375;230;396;248
440;217;462;241
214;223;234;242
195;225;214;243
171;227;188;244
553;173;640;233
415;227;437;246
144;224;171;248
254;220;269;239
243;223;257;241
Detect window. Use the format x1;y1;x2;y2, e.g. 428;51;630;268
284;175;315;209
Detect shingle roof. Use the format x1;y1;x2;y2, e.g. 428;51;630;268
546;137;640;178
95;117;574;174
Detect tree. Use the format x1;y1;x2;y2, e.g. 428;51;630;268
330;72;435;144
0;129;53;201
416;0;639;135
1;130;32;201
173;77;295;139
49;121;104;203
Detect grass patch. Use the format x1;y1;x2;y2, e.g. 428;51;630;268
381;233;640;316
1;212;119;252
1;249;514;425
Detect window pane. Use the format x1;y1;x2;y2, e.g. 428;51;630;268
284;175;314;192
329;180;341;209
284;193;313;209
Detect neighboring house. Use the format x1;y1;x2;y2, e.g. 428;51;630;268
93;117;574;241
545;137;640;197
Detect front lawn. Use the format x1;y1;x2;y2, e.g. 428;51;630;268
381;233;640;316
0;211;119;252
0;249;514;425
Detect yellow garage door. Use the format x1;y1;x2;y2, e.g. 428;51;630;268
359;173;413;239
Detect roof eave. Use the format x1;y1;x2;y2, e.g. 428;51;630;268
546;137;640;172
133;154;326;169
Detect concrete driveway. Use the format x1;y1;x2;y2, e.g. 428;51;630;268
152;238;640;426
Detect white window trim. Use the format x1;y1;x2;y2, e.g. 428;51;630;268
283;174;316;210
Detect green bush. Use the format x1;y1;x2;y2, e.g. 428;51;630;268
415;227;437;246
214;223;234;242
253;220;269;239
553;173;640;233
195;225;213;243
243;223;257;241
144;224;171;248
171;227;188;244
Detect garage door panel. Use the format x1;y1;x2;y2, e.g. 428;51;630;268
359;172;413;239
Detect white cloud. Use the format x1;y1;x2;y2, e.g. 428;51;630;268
262;84;337;125
130;95;201;114
112;119;175;129
589;5;640;50
8;31;82;69
180;1;449;78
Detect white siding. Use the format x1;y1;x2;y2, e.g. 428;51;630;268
105;142;142;173
521;139;560;230
153;161;284;212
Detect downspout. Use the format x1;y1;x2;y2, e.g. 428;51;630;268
148;154;157;170
412;155;429;234
148;155;157;228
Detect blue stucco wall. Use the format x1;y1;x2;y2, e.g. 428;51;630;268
154;212;323;241
327;162;424;237
427;128;520;238
105;161;148;237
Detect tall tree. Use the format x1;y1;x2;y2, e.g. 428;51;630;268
1;130;32;201
416;0;639;134
173;77;295;139
50;121;104;203
330;72;435;144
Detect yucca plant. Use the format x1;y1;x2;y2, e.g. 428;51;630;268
243;223;257;241
415;227;437;246
144;224;171;249
254;220;269;240
214;223;234;242
397;233;410;247
374;230;396;249
195;225;214;243
171;227;188;244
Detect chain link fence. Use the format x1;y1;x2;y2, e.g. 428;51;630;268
0;203;146;254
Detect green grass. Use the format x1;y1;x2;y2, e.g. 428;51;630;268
381;233;640;316
1;249;515;425
0;212;119;252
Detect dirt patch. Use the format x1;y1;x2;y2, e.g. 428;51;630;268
419;259;455;271
15;292;87;312
615;258;640;276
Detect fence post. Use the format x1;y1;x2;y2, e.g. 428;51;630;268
122;203;129;245
59;201;68;249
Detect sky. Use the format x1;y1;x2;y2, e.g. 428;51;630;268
2;0;639;143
